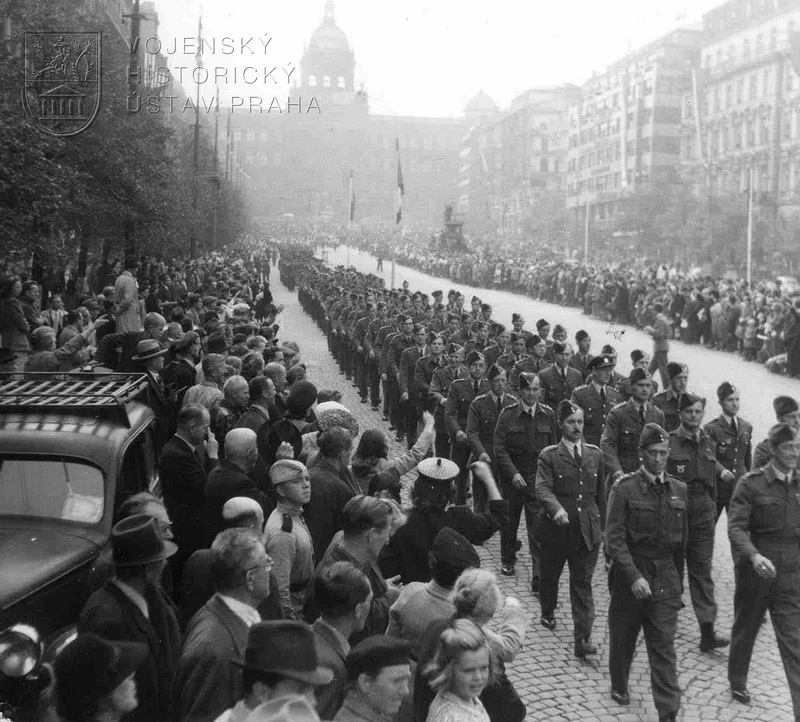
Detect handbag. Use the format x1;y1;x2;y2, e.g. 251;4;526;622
482;660;526;722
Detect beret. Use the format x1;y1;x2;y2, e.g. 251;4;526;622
600;344;616;355
588;355;614;371
486;363;504;381
629;367;650;385
269;459;307;485
639;423;670;448
678;392;705;411
552;342;567;355
536;318;549;329
526;334;544;349
418;457;460;482
575;330;589;342
285;380;318;411
557;399;581;422
666;361;687;379
769;422;798;447
774;395;799;417
431;527;481;569
518;371;538;390
512;313;523;323
346;637;411;680
446;343;463;356
465;350;485;367
717;381;737;401
630;349;646;364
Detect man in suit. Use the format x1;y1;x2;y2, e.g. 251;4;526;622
312;562;373;720
536;400;605;657
538;342;584;411
160;404;219;591
132;338;171;452
205;428;270;545
174;528;274;722
78;515;181;722
95;310;166;372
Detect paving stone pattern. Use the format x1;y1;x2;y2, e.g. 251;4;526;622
271;259;794;722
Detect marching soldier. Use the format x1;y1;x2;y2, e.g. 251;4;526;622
429;343;466;459
414;332;446;414
601;368;666;482
653;362;690;433
535;400;605;658
752;395;800;469
463;320;492;356
375;311;400;422
508;334;548;395
496;331;526;377
569;330;594;382
538;342;583;410
493;371;556;589
483;324;509;368
703;382;752;520
364;301;388;411
398;323;428;448
617;350;659;401
352;302;376;404
606;424;687;722
571;354;621;446
666;393;729;652
386;315;415;443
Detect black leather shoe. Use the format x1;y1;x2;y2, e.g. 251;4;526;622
500;564;515;576
658;714;677;722
610;690;630;706
530;577;540;596
699;627;730;652
540;614;556;631
388;424;397;431
731;688;751;704
382;414;389;421
514;540;522;552
395;432;404;442
360;397;368;404
574;637;597;657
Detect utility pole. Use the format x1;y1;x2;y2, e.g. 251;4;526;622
747;166;754;287
584;200;590;265
190;13;203;259
210;86;220;250
124;0;144;259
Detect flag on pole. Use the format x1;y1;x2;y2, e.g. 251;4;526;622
395;138;404;225
349;170;356;222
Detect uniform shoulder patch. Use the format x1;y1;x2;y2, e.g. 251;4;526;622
540;403;554;414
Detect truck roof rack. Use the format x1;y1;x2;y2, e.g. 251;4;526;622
0;373;149;425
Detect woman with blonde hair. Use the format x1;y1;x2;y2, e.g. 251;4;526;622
424;618;496;721
413;569;526;722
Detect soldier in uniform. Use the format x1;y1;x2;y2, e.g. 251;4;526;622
483;324;509;368
645;302;673;388
398;323;429;449
569;329;594;382
414;332;445;415
536;319;555;362
463;321;491;356
666;393;729;652
535;400;605;657
752;395;800;469
493;371;556;587
703;382;752;520
445;350;489;505
386;315;415;443
429;343;466;459
364;301;388;411
571;354;621;446
466;363;517;512
511;313;533;341
652;362;690;433
496;332;526;377
728;423;800;714
508;334;548;395
606;424;687;722
617;350;659;401
353;302;376;404
538;342;583;411
375;312;399;421
601;368;666;482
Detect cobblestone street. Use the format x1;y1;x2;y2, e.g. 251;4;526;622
272;257;794;721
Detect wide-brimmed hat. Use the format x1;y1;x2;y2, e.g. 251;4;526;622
112;514;178;567
131;339;168;362
54;633;147;706
235;621;333;685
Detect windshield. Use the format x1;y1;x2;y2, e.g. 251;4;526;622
0;457;104;524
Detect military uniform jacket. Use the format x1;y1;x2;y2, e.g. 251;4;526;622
569;353;595;382
399;345;427;397
495;351;523;377
752;438;772;470
703;415;752;479
571;383;621;446
387;333;414;379
445;377;490;444
508;355;547;394
364;317;384;355
483;342;506;368
538;365;584;409
430;364;466;432
352;315;371;351
652;388;681;433
617;373;659;401
463;338;491;357
606;469;688;596
376;326;396;374
414;354;444;402
536;441;606;550
666;426;718;497
466;392;517;461
600;400;666;476
493;401;557;486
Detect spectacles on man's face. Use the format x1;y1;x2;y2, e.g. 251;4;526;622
247;557;274;575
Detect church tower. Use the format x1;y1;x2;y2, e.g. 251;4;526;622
300;1;355;95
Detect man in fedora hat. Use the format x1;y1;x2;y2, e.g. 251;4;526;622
96;310;166;372
215;620;333;722
79;514;181;722
132;337;171;451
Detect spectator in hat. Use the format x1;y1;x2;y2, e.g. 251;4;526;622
538;342;583;411
95;310;166;372
213;620;332;722
569;330;593;382
78;514;181;722
114;256;143;334
334;636;412;722
752;395;800;469
161;331;202;427
52;634;148;722
174;528;275;722
311;562;374;720
380;459;507;584
132;338;171;449
283;380;318;432
570;355;621;447
652;362;690;432
728;422;800;713
703;382;752;520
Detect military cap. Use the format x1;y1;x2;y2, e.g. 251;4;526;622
481;303;492;313
557;399;581;422
512;313;524;323
509;332;521;344
418;456;460;482
526;334;544;349
518;371;538;389
474;320;488;330
553;324;566;335
629;367;650;385
639;423;670;448
575;330;589;342
447;289;457;298
536;318;549;329
587;355;614;371
365;302;375;311
552;341;567;355
486;363;505;381
349;292;358;301
447;312;460;322
470;295;480;304
465;350;485;367
346;637;411;680
493;323;506;334
412;323;426;334
269;459;307;486
717;381;737;401
460;313;472;323
432;290;443;298
376;301;386;309
431;527;481;569
600;344;617;356
420;294;429;303
769;422;798;447
666;362;687;379
678;392;705;411
630;349;646;363
774;395;799;417
396;314;408;324
446;343;462;356
427;331;444;345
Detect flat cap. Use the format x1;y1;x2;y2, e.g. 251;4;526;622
431;527;481;569
346;637;411;680
717;381;737;401
639;423;670;448
774;395;799;417
417;457;460;482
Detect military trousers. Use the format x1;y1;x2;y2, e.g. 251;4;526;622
500;481;541;577
683;490;718;626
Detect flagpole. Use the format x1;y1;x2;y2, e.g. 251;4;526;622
747;167;754;287
393;138;404;289
584;200;590;265
347;170;353;267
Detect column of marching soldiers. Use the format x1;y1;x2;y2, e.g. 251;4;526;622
296;264;800;722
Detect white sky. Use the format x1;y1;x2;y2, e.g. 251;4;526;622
153;0;723;117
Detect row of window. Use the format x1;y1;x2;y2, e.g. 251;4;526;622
568;107;683;147
703;17;792;69
706;63;794;113
306;74;347;89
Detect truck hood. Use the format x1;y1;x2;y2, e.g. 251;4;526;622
0;519;104;610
